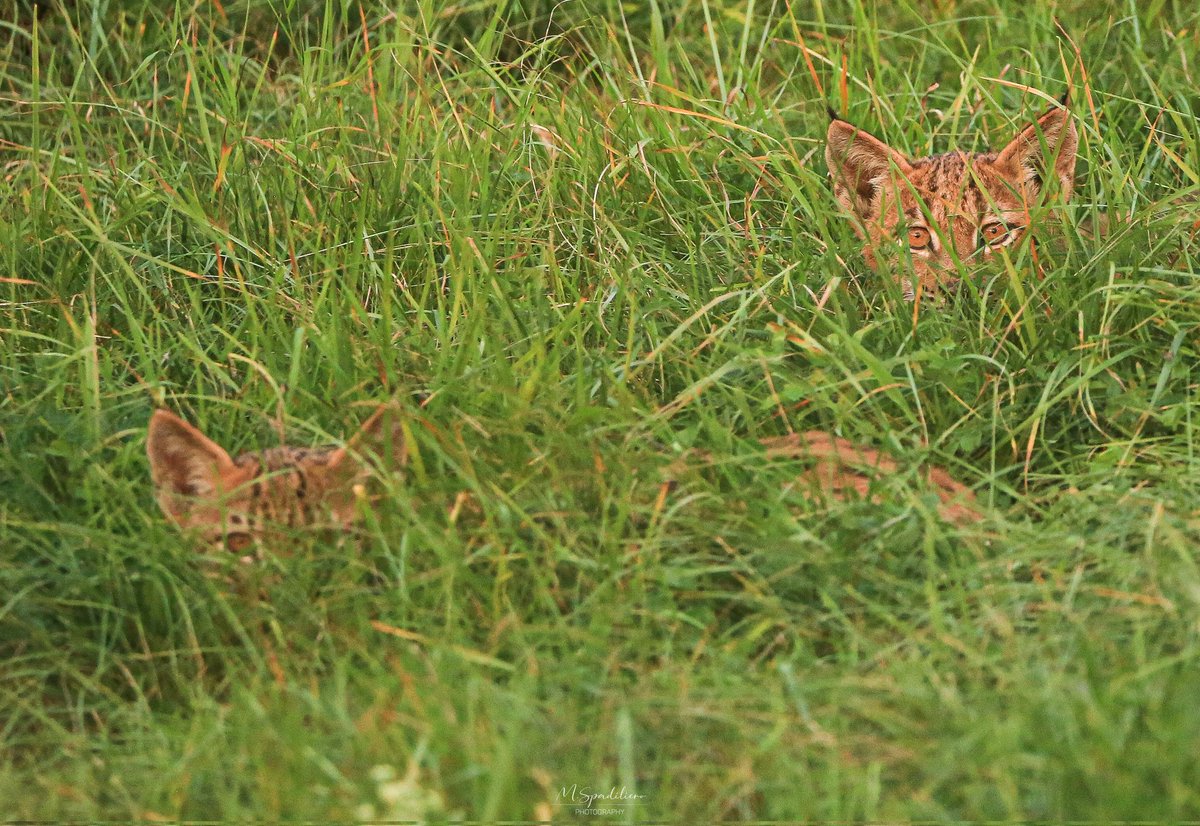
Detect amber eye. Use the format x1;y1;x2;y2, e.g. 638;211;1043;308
981;221;1014;246
906;227;931;250
224;533;254;554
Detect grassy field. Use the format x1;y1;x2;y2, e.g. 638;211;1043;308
3;0;1200;820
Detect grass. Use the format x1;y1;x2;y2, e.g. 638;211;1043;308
3;0;1200;820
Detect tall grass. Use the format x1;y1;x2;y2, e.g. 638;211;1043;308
3;0;1200;819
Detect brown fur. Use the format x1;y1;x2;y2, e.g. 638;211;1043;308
760;431;980;525
662;431;981;525
146;403;406;552
825;95;1078;300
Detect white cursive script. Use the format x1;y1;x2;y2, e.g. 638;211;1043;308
559;783;646;808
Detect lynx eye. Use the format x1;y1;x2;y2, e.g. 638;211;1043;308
224;533;254;553
906;226;931;250
980;221;1017;247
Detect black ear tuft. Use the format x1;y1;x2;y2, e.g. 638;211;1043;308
826;105;840;122
1058;90;1070;107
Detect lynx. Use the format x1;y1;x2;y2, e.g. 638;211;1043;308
760;431;980;525
825;93;1078;300
663;431;981;525
146;403;405;552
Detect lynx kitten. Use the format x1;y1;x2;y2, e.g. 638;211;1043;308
147;403;405;552
825;93;1078;299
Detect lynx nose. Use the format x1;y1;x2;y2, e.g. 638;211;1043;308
910;273;962;305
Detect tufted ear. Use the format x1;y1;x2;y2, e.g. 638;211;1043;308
825;118;914;220
994;101;1078;201
147;409;234;521
325;402;407;479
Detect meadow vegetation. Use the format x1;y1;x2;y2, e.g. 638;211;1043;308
3;0;1200;819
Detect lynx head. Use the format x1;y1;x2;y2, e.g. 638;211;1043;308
825;95;1078;300
146;403;406;552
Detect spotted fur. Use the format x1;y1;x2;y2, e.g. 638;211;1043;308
146;403;405;552
825;95;1078;299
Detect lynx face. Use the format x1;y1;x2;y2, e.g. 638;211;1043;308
146;403;405;552
825;97;1078;300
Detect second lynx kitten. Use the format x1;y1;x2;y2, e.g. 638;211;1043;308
147;403;406;552
826;93;1078;299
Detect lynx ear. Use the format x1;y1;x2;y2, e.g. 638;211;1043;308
326;402;407;478
825;118;914;219
995;103;1078;201
147;409;234;519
